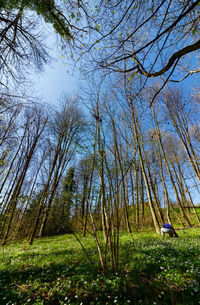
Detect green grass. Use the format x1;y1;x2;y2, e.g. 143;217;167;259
0;229;200;305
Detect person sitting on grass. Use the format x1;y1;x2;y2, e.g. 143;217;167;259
161;223;179;237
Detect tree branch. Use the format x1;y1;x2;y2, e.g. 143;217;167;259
137;39;200;77
169;68;200;82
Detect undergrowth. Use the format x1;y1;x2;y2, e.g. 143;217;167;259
0;229;200;305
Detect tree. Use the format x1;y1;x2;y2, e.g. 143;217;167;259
1;104;48;244
2;0;200;96
164;88;200;184
78;1;200;79
29;97;83;244
0;0;73;38
60;167;76;231
0;3;48;89
0;0;85;92
75;157;93;236
44;167;76;236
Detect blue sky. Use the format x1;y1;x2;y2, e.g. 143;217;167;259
35;60;79;105
30;23;200;205
32;28;80;105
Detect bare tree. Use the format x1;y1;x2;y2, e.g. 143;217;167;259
29;96;83;245
164;88;200;184
1;104;48;244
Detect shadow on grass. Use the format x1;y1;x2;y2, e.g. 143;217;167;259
0;236;200;305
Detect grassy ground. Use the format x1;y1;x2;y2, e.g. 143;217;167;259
0;229;200;305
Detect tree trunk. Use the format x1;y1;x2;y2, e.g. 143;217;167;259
130;101;161;234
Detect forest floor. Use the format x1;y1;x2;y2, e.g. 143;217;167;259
0;228;200;305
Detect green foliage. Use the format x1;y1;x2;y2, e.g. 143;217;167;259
1;229;200;304
62;167;76;205
44;168;76;236
61;167;76;216
0;0;71;39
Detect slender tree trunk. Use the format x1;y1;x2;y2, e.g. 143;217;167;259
95;101;108;243
168;107;200;184
152;108;186;226
38;152;68;238
2;133;42;245
134;163;140;229
82;175;89;237
139;169;145;226
111;118;131;233
15;153;46;238
177;163;200;224
0;130;25;195
153;120;191;226
29;136;63;245
129;101;161;234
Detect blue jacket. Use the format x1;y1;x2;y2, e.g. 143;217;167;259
162;223;173;230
